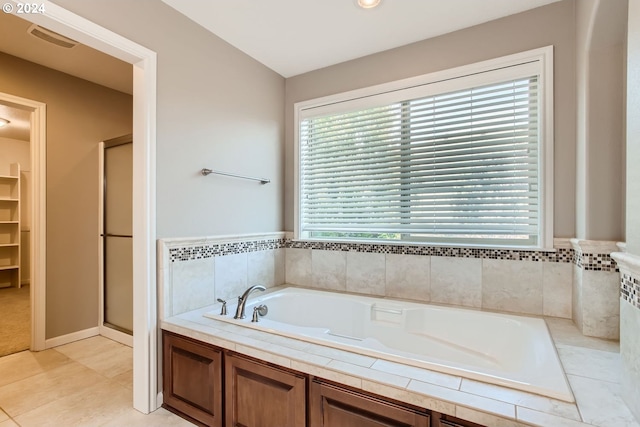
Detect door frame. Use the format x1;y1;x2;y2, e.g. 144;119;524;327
11;0;158;413
0;91;46;353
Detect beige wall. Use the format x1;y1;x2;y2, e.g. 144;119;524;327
575;0;627;241
285;0;577;238
52;0;286;239
0;52;133;339
621;1;640;419
0;137;29;175
627;0;640;255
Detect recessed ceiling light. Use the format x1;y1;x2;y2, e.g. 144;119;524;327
357;0;381;9
0;118;10;127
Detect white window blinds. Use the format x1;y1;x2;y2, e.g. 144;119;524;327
296;51;552;248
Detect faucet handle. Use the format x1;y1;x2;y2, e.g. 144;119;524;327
251;306;260;323
251;304;268;323
216;298;227;315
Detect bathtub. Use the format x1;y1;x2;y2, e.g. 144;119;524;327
204;287;574;402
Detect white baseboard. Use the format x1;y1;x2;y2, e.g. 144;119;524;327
156;391;164;409
45;327;99;349
99;325;133;347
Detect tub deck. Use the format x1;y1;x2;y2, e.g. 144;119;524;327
204;287;574;402
162;285;635;427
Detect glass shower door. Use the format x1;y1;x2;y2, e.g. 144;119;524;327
102;136;133;335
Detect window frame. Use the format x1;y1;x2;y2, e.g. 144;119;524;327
293;46;554;249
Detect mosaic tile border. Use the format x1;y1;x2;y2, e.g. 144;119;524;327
573;249;619;272
621;273;640;309
169;238;286;262
286;240;574;263
169;237;576;263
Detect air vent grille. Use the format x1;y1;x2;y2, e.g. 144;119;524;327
27;24;78;49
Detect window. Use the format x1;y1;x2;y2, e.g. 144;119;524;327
295;47;553;249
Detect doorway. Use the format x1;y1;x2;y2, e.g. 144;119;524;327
12;1;158;413
0;102;31;357
99;135;133;347
0;92;46;354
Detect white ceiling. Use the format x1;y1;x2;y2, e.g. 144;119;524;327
0;11;132;95
161;0;562;77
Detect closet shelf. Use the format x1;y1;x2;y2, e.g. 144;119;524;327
0;163;21;288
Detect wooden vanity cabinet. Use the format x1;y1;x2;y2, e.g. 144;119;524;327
162;331;223;427
432;414;485;427
310;379;430;427
225;352;307;427
162;330;486;427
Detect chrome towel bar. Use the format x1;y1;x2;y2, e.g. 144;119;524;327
201;168;270;184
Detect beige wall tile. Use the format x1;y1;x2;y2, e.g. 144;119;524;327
285;248;311;286
543;262;573;318
385;254;430;301
482;259;543;315
620;300;640;421
214;253;248;301
312;250;346;291
581;270;620;339
170;258;215;316
431;257;482;308
248;250;276;287
346;252;386;295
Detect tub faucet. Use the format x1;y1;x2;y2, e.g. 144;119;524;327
234;284;266;319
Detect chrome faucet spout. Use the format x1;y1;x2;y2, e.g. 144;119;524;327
234;285;266;319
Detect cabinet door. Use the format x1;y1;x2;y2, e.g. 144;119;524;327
162;331;223;427
433;416;486;427
225;352;306;427
310;380;429;427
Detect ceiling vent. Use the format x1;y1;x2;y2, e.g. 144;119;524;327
27;24;78;49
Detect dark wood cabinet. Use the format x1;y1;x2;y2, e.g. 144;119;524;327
162;331;223;427
310;379;430;427
431;414;485;427
161;330;487;427
225;352;307;427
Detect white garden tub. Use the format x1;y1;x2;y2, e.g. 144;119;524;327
204;287;574;402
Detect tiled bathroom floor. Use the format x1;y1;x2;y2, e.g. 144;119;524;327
0;336;192;427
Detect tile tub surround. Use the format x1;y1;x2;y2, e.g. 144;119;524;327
285;241;574;318
160;235;625;329
160;234;576;321
611;251;640;422
161;299;638;427
158;233;286;318
571;239;621;339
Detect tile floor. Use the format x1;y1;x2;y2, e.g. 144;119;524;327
0;336;193;427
